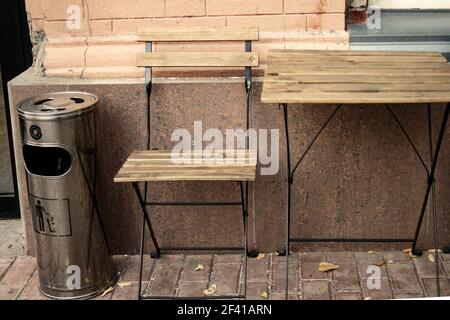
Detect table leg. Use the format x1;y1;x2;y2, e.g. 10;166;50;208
282;103;292;300
427;104;441;297
412;103;450;264
240;182;249;300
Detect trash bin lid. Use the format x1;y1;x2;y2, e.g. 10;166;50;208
17;92;98;119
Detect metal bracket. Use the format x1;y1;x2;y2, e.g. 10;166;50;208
244;40;252;93
145;42;153;96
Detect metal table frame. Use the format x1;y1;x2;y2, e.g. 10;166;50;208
281;102;450;299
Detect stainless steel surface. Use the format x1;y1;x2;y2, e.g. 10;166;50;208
17;92;115;299
17;92;98;120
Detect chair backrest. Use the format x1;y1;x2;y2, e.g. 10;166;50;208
136;27;259;68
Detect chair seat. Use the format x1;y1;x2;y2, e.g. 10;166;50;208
114;150;257;182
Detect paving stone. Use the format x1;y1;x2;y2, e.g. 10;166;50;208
413;255;445;279
301;280;331;300
180;255;212;282
300;252;327;263
112;282;139;300
387;263;422;294
177;281;208;297
361;278;392;300
145;258;184;297
17;272;47;300
444;262;450;277
0;256;35;286
422;278;450;298
273;253;299;264
0;259;14;281
119;255;155;282
355;252;388;278
244;282;269;300
214;254;243;265
334;292;362;300
327;252;355;264
270;293;298;300
332;263;361;292
441;253;450;262
357;260;388;279
393;292;424;299
383;251;411;264
211;263;241;295
272;261;298;293
246;256;269;282
0;285;22;300
301;262;329;280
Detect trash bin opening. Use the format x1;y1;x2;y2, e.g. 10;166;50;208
70;97;85;104
23;145;72;177
34;98;53;106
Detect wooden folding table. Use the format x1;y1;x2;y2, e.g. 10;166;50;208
261;49;450;299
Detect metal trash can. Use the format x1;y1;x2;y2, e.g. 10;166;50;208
17;92;116;299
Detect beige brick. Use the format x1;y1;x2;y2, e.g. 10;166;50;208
31;19;45;32
113;17;226;35
227;14;306;32
43;0;84;21
44;20;112;37
166;0;206;17
307;14;345;31
44;44;87;69
284;0;346;14
284;31;349;50
85;0;165;19
206;0;283;16
25;0;45;19
85;43;142;67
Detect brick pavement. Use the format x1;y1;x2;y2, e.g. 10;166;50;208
1;251;449;300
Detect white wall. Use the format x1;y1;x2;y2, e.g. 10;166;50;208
370;0;450;9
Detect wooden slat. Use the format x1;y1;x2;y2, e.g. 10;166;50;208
266;66;450;76
268;53;447;63
137;27;259;42
261;90;450;104
137;52;259;67
114;150;257;182
264;81;450;93
264;74;450;83
269;49;444;57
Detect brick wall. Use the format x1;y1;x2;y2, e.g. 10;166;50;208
25;0;349;78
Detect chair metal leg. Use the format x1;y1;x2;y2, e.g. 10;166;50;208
240;182;249;300
133;182;161;258
412;103;450;257
137;197;146;300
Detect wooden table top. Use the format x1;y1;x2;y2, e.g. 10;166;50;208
261;49;450;104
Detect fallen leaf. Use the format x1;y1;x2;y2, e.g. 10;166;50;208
387;260;394;264
117;282;133;289
402;248;412;253
203;284;217;296
408;251;418;259
374;260;385;267
364;297;372;300
196;264;205;272
260;291;269;300
428;249;442;253
256;254;266;261
318;262;339;272
367;251;376;254
101;286;114;297
428;254;436;263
